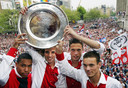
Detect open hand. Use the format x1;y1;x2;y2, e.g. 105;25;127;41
12;33;28;49
20;7;28;15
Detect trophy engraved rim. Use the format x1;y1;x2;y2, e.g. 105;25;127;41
18;2;68;49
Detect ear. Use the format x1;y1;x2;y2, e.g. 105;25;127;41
15;62;18;67
98;62;102;68
68;48;70;52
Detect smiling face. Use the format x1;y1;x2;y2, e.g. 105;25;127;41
83;57;101;78
16;59;32;78
69;43;83;61
44;47;56;65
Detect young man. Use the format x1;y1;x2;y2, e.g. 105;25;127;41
0;34;32;88
15;7;67;87
26;47;66;88
63;25;105;88
55;44;122;88
20;7;104;87
7;34;66;88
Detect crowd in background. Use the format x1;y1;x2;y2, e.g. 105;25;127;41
0;18;128;87
0;33;16;54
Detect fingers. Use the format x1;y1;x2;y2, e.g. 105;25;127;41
63;30;68;37
12;33;28;49
57;40;64;46
20;7;28;15
25;7;28;11
63;25;74;37
63;25;70;37
64;25;70;31
15;38;28;44
17;33;26;38
16;33;27;42
56;40;64;54
64;25;78;39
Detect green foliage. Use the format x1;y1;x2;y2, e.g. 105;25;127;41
60;5;80;21
100;14;109;18
110;11;116;16
84;8;101;21
0;6;114;33
60;6;112;23
77;6;86;14
77;6;86;20
0;9;19;33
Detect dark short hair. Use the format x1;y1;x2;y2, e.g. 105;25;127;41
69;38;83;48
17;53;32;63
83;51;100;64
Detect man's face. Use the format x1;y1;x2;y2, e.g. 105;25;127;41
69;43;83;61
44;47;56;64
83;57;101;78
16;59;32;78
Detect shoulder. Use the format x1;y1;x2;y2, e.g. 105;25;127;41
64;52;70;56
28;73;32;77
63;52;71;60
27;73;32;81
107;76;122;88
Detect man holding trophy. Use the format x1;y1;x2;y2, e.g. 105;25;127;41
0;2;105;88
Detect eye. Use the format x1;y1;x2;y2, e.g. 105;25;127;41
28;65;32;67
83;64;87;67
52;51;55;54
21;64;26;67
45;51;49;54
77;49;81;52
89;64;94;67
71;49;75;52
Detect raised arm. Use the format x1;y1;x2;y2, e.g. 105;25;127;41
64;25;105;54
0;33;27;86
55;40;87;82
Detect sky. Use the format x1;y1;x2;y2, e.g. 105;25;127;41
71;0;117;11
32;0;116;11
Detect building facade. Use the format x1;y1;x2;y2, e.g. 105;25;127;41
116;0;126;13
116;0;128;31
0;0;71;10
0;0;14;10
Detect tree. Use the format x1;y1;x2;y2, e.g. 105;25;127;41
100;14;108;18
110;11;116;16
0;9;19;33
60;5;80;21
77;6;86;20
84;8;100;21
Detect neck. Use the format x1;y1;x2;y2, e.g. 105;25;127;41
71;60;79;67
48;62;55;69
89;71;101;87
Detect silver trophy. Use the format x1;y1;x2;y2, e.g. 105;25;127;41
18;2;68;49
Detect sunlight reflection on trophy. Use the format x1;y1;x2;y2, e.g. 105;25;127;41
18;2;68;49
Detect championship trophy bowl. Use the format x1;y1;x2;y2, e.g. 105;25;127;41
18;2;68;49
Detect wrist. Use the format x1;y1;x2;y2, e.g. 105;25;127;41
55;52;64;61
7;47;18;57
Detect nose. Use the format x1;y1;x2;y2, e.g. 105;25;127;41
48;52;52;57
86;66;91;71
25;67;29;72
74;51;78;54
